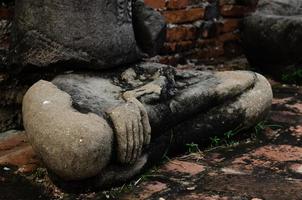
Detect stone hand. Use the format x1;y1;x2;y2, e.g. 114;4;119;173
108;98;151;164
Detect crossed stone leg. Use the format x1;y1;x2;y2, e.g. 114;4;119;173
22;63;272;187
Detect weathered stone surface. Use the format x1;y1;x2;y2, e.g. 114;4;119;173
11;0;141;69
1;70;300;200
254;0;302;15
149;71;272;155
22;62;272;184
242;0;302;72
133;0;166;56
23;80;114;180
119;83;302;200
108;98;151;164
8;0;273;189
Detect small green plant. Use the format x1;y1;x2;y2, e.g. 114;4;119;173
224;130;236;139
210;136;221;147
281;68;302;84
104;165;161;199
186;142;200;153
253;120;283;138
206;121;283;152
33;168;47;179
104;183;135;199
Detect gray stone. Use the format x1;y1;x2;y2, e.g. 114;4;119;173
256;0;302;15
23;80;114;180
22;63;273;184
13;0;273;188
132;0;166;56
11;0;141;69
242;0;302;70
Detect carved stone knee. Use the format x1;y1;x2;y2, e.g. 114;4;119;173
23;80;114;180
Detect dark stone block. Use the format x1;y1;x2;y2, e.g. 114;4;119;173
132;0;166;56
242;0;302;73
10;0;141;69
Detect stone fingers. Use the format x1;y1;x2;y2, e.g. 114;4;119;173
137;101;151;145
130;112;141;163
128;98;151;146
127;102;144;164
108;98;151;164
108;106;128;163
125;115;134;163
137;115;144;161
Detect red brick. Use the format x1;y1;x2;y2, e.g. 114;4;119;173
196;38;221;48
200;21;221;38
194;47;224;59
0;132;40;174
144;0;166;9
163;8;205;24
220;18;240;33
162;41;194;53
218;32;240;42
160;160;206;175
158;55;181;66
120;181;167;200
0;133;27;152
0;8;13;19
0;146;38;168
219;0;236;5
176;194;230;200
167;0;189;9
194;39;224;59
220;5;253;17
289;163;302;175
166;26;197;42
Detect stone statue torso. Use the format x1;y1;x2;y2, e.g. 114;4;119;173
12;0;140;68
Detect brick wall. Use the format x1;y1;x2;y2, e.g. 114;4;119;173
145;0;258;65
0;0;257;67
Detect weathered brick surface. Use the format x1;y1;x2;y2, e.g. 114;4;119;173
0;131;40;174
163;8;205;24
143;0;257;65
167;0;190;10
166;26;197;42
220;18;240;33
220;5;253;17
144;0;166;9
162;40;194;53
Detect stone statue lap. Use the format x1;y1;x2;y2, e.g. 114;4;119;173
12;0;273;187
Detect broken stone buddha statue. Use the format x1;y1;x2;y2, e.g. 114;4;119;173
14;0;273;186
